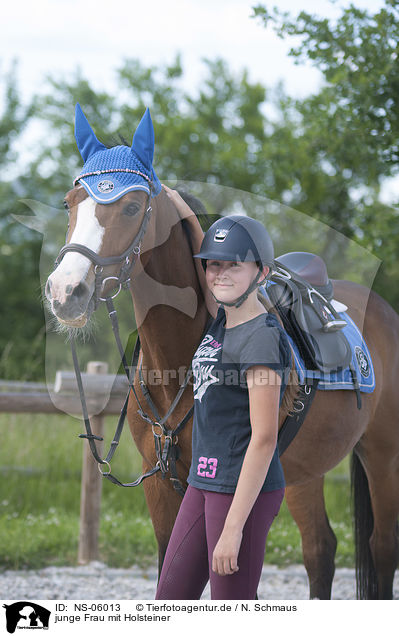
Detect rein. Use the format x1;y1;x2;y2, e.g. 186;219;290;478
70;295;195;495
55;179;199;497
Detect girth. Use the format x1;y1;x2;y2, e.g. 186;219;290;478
277;380;319;456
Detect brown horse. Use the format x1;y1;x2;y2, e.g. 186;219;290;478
45;120;399;601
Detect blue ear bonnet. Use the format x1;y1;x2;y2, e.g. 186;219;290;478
73;103;161;203
75;145;162;202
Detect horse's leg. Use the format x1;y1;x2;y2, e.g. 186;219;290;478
369;471;399;600
354;442;399;599
285;478;337;599
142;473;184;577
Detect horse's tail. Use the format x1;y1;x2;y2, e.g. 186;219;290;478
350;451;378;599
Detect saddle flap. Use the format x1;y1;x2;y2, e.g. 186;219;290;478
265;274;352;373
301;302;352;372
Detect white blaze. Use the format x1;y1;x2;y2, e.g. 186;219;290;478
48;197;104;305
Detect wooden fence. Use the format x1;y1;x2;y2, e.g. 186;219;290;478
0;363;129;564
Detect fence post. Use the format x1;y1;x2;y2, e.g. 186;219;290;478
78;361;108;564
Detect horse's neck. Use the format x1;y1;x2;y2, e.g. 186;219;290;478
130;194;208;391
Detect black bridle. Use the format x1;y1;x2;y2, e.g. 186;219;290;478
55;176;154;309
54;174;201;496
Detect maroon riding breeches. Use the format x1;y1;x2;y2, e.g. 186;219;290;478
155;484;284;600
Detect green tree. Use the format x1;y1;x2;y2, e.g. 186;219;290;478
252;0;399;306
253;0;399;174
0;62;45;379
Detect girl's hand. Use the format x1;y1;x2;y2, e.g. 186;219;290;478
162;184;194;219
212;528;242;576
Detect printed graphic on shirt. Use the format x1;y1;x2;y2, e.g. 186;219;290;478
192;334;222;402
197;456;218;478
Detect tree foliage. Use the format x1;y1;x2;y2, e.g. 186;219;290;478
0;63;44;379
253;0;399;173
253;0;399;304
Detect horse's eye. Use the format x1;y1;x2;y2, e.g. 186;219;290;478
123;202;140;217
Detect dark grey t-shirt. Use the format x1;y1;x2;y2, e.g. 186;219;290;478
187;306;290;493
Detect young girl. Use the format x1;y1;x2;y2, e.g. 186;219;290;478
155;185;291;600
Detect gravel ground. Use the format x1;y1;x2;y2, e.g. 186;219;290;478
1;563;398;600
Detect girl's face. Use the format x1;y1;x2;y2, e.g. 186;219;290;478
206;260;264;303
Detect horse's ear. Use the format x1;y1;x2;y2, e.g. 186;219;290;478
74;103;106;162
131;107;154;169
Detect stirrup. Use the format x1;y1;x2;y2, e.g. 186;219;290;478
307;288;347;333
322;319;348;332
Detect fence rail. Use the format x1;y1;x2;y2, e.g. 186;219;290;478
0;362;129;564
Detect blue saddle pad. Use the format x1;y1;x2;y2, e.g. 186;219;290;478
284;311;375;392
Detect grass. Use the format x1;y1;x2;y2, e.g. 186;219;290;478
0;412;354;570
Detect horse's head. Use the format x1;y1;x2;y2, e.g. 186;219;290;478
45;104;162;327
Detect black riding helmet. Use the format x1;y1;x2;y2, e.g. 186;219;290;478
194;215;274;308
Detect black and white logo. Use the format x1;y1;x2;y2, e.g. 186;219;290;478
214;229;229;242
3;602;51;633
354;346;370;378
97;179;114;193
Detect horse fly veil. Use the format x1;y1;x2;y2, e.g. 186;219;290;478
73;103;162;203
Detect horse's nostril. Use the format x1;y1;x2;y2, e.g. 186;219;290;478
45;279;52;299
73;282;89;300
65;284;73;295
53;299;60;310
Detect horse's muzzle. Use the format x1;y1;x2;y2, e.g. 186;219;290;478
45;277;94;326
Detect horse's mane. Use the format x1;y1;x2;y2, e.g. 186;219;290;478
177;190;210;220
105;136;130;149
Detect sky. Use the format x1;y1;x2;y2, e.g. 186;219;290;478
2;0;396;199
1;0;386;101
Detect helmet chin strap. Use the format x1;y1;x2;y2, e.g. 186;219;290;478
211;267;267;309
